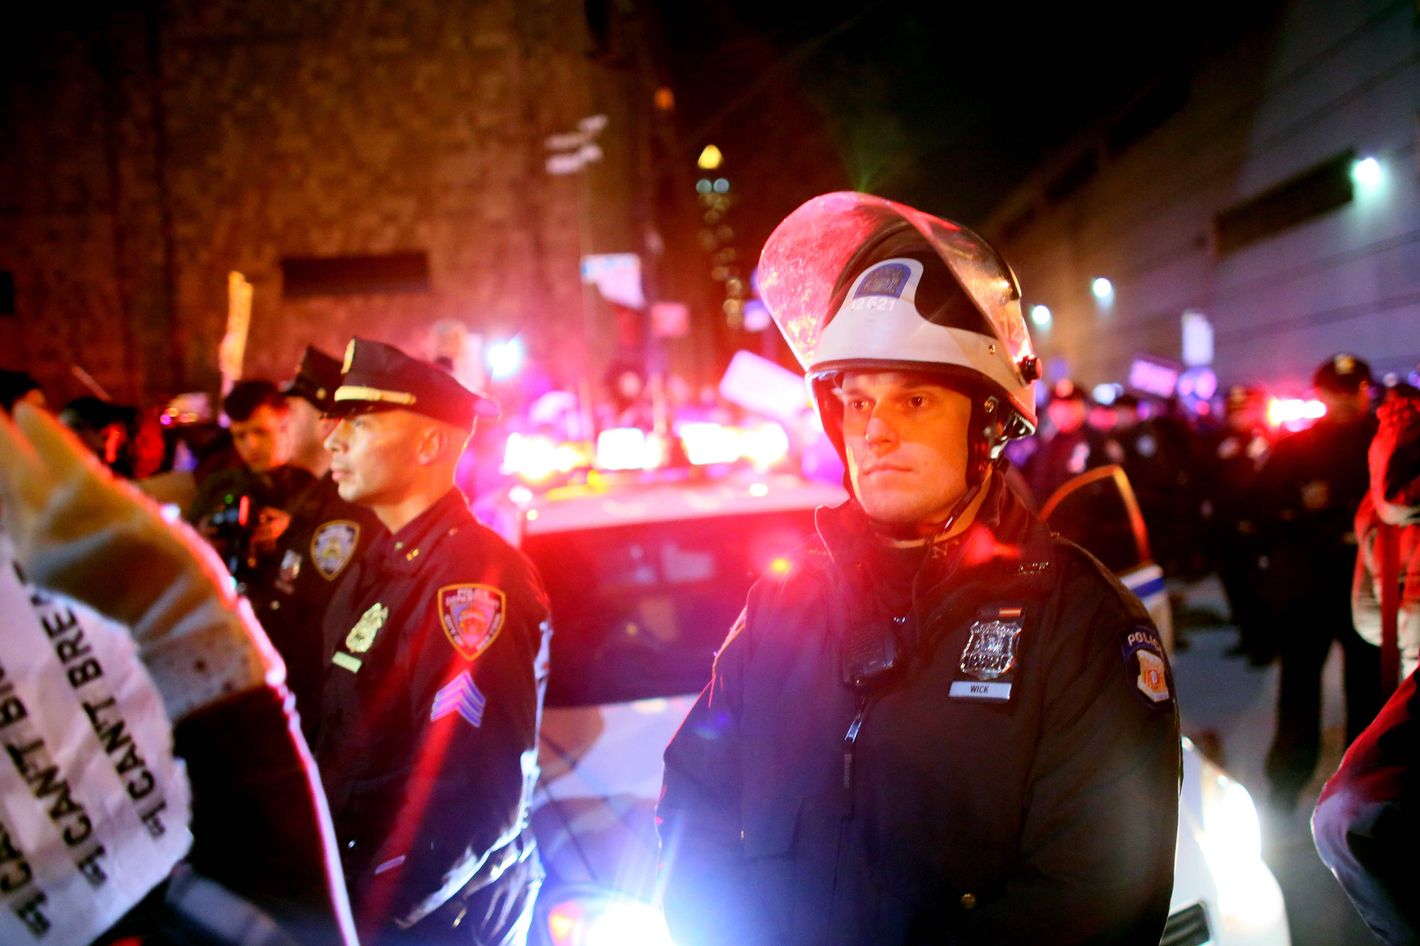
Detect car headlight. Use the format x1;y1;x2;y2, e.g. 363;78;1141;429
545;891;675;946
1197;760;1286;933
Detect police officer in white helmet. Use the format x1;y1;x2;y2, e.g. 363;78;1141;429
658;193;1181;945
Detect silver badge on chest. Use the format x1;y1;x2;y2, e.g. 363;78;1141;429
960;618;1022;679
950;607;1025;702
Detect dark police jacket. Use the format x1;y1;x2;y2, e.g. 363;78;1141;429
315;489;551;941
248;473;383;737
1251;413;1375;604
658;478;1181;946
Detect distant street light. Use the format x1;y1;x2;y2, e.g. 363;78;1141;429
1091;277;1114;301
1351;156;1382;190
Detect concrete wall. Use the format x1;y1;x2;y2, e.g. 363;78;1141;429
1;0;694;408
985;0;1420;394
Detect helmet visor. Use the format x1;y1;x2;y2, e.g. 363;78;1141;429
759;192;1031;372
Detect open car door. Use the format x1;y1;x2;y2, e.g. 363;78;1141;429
1041;464;1174;652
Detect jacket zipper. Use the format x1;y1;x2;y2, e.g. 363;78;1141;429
842;693;870;818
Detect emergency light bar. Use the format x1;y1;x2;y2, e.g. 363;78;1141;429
1265;397;1325;431
501;421;793;485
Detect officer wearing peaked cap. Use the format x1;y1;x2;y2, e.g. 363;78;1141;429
1256;352;1382;809
246;346;384;739
315;338;551;946
658;193;1180;946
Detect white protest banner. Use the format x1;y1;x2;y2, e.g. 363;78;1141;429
0;537;192;945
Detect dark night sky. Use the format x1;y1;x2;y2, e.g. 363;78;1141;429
660;1;1278;244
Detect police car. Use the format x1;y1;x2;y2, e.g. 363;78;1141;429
478;432;1289;946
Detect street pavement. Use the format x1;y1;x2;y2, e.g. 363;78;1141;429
1169;576;1379;946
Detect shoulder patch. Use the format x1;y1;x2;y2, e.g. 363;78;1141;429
438;584;506;660
1122;626;1172;706
311;519;361;580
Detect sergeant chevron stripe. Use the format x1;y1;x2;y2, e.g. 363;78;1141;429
431;670;486;727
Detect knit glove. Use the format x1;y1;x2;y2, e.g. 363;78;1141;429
0;404;279;720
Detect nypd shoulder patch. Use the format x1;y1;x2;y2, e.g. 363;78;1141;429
1121;626;1172;706
311;520;361;580
438;583;506;660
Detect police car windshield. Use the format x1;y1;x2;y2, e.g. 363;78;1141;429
525;509;817;707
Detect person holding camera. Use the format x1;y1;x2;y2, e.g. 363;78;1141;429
657;193;1181;946
186;379;314;590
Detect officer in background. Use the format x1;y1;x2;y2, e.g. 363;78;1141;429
1019;378;1122;507
1203;385;1274;663
247;347;383;735
659;193;1180;946
315;338;551;946
1256;353;1381;810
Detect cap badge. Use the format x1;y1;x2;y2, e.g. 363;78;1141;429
439;584;506;660
346;602;388;654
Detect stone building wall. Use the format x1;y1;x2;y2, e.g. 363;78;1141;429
1;0;668;407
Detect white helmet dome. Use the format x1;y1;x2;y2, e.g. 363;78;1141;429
759;192;1039;435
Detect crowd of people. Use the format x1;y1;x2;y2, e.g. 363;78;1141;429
1006;353;1419;821
0;188;1413;945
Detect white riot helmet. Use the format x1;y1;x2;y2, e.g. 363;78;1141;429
759;192;1039;478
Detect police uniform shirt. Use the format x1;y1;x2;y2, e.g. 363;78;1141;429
247;472;383;735
314;488;551;935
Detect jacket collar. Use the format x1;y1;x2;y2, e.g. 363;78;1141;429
815;476;1054;602
372;488;470;573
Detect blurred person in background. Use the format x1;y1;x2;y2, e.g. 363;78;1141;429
598;359;655;432
1257;352;1381;810
1020;378;1122;507
1351;383;1420;686
1115;393;1206;579
58;395;131;472
0;369;45;412
245;347;383;735
185;380;314;591
1202;385;1275;664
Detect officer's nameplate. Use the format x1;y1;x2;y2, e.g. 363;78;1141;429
346;602;389;654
